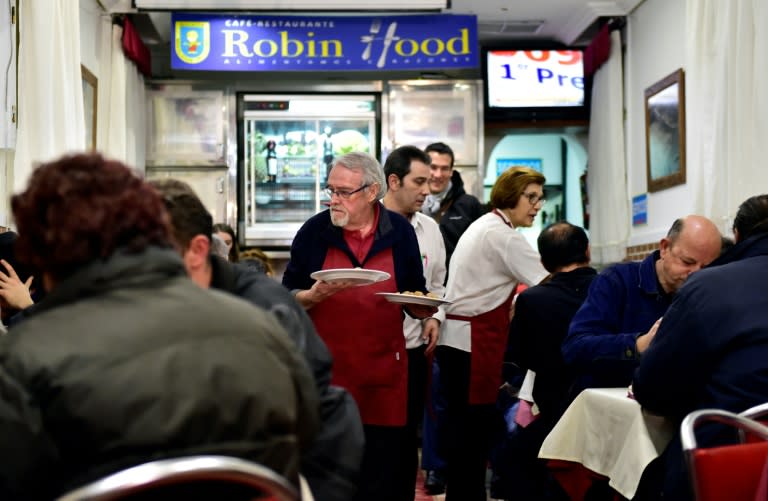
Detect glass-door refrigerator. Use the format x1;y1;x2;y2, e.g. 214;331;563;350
238;94;378;248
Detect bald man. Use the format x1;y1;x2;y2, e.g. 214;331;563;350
562;215;722;390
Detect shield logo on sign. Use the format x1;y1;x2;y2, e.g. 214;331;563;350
175;21;210;64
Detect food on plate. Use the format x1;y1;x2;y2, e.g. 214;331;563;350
401;291;440;298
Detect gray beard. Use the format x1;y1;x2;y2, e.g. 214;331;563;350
331;213;349;227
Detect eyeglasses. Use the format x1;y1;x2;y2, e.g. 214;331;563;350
324;184;369;200
523;192;546;206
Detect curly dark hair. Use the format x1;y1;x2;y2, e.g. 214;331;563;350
11;153;173;283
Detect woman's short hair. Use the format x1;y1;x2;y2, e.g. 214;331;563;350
12;153;172;282
333;152;387;201
489;167;546;210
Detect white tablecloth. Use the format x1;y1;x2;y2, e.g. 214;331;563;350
538;387;675;499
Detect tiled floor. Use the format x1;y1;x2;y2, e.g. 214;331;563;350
414;469;445;501
414;470;501;501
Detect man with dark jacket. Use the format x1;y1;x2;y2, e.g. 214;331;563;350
494;221;597;500
0;154;319;500
422;142;486;270
151;178;364;501
634;194;768;500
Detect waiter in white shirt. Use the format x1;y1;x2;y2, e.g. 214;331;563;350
382;145;447;497
437;167;550;501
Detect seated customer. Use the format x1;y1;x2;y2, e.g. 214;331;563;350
562;215;722;390
634;194;768;500
150;178;364;501
0;153;319;500
494;221;597;500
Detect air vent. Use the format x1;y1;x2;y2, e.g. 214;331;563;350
477;20;544;36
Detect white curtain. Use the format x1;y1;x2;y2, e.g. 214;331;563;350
125;61;146;171
0;0;14;225
586;30;629;264
13;0;83;192
686;0;768;234
99;21;146;172
1;0;16;150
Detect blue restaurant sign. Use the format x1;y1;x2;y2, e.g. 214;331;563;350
171;13;478;72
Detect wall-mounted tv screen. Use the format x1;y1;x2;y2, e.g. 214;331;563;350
483;48;590;122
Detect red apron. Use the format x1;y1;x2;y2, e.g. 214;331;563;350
310;247;408;426
447;290;515;405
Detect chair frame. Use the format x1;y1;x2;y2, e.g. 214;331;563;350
741;402;768;421
55;455;299;501
681;409;768;501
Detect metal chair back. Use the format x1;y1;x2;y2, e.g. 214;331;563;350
55;455;299;501
681;409;768;501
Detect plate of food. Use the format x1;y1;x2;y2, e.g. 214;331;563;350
375;291;452;307
310;268;391;286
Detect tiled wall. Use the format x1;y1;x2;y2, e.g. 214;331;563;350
624;242;658;262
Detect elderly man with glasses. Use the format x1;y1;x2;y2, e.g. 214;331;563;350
283;151;435;501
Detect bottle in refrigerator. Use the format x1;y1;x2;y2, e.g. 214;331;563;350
266;140;278;183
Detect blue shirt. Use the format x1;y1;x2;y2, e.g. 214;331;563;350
562;251;672;389
634;233;768;420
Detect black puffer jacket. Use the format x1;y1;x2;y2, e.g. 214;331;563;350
210;256;364;501
0;247;319;500
433;170;486;269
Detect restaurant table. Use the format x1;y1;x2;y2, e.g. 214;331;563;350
538;387;675;500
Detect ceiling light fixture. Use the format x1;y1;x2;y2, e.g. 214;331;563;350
134;0;448;10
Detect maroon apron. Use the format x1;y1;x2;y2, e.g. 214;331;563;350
446;290;514;405
310;247;408;426
446;208;516;405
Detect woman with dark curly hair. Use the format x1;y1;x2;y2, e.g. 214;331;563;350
0;153;319;500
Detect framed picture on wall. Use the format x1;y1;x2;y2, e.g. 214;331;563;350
81;65;98;151
645;69;686;192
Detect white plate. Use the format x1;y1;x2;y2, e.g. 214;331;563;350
310;268;391;286
375;292;452;307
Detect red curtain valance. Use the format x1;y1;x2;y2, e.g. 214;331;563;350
583;24;611;77
121;17;152;77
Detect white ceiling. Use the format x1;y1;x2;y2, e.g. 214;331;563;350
119;0;645;46
451;0;644;45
